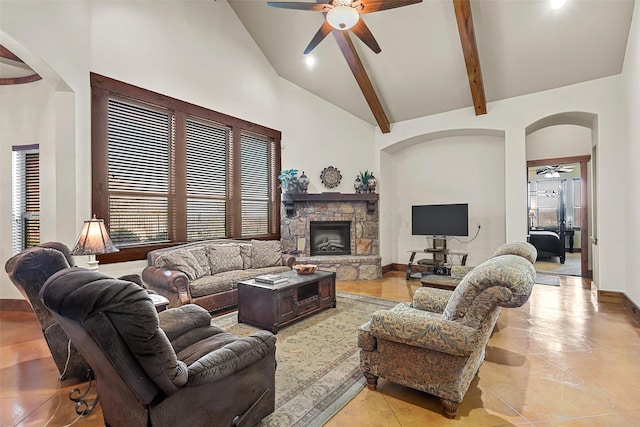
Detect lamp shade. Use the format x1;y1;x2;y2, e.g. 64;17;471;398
71;215;119;256
327;6;359;30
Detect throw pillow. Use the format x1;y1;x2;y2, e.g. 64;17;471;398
207;245;243;274
239;244;253;269
155;250;205;281
190;247;212;277
251;239;282;268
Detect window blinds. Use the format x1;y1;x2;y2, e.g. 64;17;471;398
11;146;39;254
107;98;171;245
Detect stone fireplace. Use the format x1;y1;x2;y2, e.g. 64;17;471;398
280;193;381;281
310;221;351;256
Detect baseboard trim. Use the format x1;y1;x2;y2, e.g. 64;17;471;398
597;290;624;304
381;264;394;274
592;288;639;324
394;263;429;273
623;294;640;325
0;299;32;312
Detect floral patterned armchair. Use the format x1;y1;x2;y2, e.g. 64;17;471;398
450;241;538;280
357;242;536;418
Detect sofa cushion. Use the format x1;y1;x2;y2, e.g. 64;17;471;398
189;276;234;298
155;250;207;281
207;245;243;274
251;240;282;268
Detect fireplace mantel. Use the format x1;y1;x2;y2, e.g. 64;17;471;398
281;193;378;217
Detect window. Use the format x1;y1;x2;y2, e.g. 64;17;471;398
11;145;40;254
91;73;282;262
571;178;581;228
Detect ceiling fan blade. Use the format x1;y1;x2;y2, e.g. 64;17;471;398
359;0;422;14
267;2;329;11
350;19;381;53
304;21;334;54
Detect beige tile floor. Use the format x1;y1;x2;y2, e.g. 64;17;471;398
1;271;638;426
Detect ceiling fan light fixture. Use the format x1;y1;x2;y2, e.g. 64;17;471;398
327;6;359;30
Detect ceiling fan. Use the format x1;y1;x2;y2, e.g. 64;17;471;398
266;0;423;54
536;165;574;178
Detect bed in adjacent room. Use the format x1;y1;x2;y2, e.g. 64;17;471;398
528;230;565;263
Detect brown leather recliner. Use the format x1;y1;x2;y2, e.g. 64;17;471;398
4;243;91;380
40;267;276;427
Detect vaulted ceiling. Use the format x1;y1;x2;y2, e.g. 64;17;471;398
228;0;635;132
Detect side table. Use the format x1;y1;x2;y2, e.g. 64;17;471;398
149;293;170;312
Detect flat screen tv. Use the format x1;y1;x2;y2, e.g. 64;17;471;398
412;203;469;236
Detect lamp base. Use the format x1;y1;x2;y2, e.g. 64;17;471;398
86;255;100;272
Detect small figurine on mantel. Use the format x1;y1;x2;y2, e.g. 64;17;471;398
355;170;377;194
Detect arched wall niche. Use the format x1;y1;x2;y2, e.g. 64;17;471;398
379;128;507;268
382;128;505;154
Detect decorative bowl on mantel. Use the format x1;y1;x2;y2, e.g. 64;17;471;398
293;264;318;275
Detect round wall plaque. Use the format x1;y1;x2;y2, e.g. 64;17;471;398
320;166;342;189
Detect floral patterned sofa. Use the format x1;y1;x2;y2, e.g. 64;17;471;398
357;242;537;418
142;239;295;312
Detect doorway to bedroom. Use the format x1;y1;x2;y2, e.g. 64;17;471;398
527;156;590;278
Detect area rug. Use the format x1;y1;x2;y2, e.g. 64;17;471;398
535;252;581;276
535;273;561;286
210;291;397;427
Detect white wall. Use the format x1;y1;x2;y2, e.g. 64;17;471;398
526;125;592;160
1;0;91;299
0;81;56;299
276;79;375;194
0;0;374;299
376;76;626;295
388;134;506;267
623;2;640;307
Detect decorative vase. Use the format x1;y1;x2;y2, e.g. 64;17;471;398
298;171;310;193
368;174;377;193
354;175;363;194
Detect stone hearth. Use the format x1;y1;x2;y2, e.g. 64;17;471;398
280;193;381;281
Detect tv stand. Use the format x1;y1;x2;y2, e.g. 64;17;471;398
406;238;468;280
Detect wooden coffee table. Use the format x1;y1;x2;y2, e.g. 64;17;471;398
237;269;336;333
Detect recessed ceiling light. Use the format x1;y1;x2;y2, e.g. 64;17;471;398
305;56;316;68
550;0;567;10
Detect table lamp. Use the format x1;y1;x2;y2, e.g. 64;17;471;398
70;215;119;271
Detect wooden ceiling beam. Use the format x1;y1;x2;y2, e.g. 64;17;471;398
0;45;23;63
333;30;391;133
0;44;42;85
453;0;487;115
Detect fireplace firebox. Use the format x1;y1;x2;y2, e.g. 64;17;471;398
310;221;351;256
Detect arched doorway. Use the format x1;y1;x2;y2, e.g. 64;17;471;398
527;156;590;278
525;113;596;279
